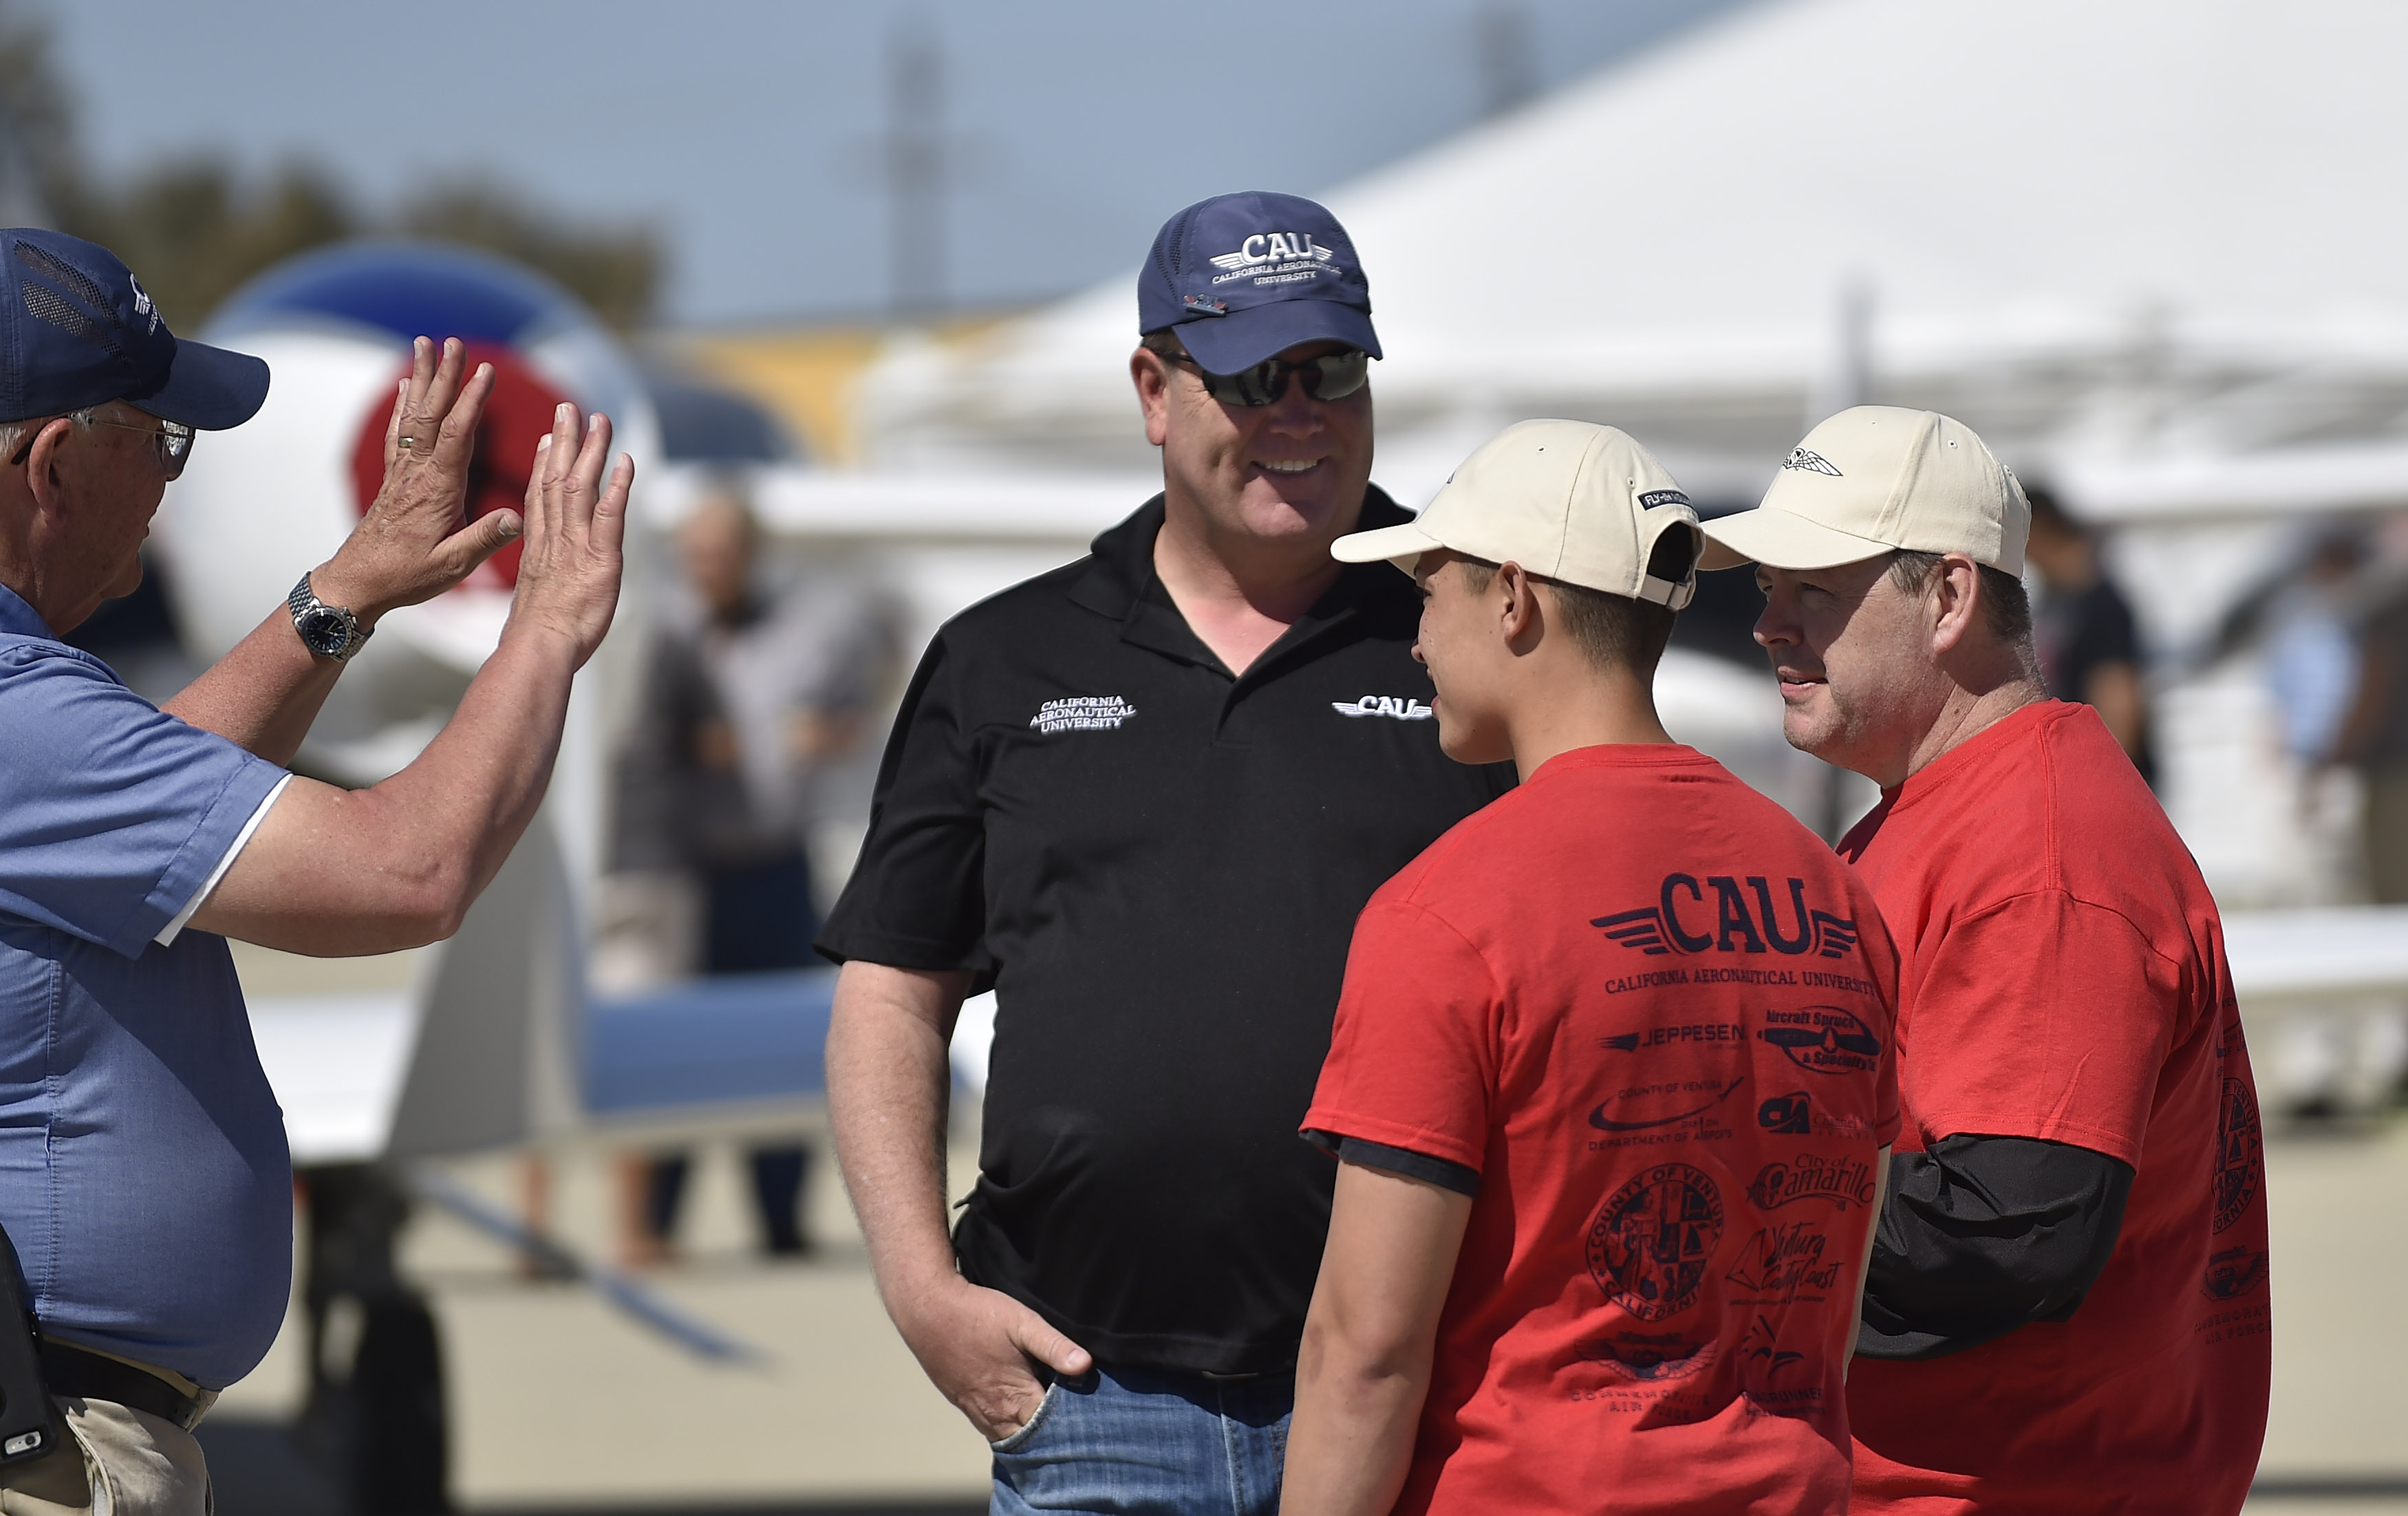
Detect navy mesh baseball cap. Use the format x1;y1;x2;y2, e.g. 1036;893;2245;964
0;228;269;429
1138;191;1380;374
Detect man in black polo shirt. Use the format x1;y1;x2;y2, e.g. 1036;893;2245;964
819;191;1507;1515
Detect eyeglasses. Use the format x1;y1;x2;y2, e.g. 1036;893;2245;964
88;414;195;481
1165;349;1370;407
7;411;195;480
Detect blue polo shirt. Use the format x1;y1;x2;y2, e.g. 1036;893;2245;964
0;584;292;1389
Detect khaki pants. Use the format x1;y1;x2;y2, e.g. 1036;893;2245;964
0;1399;211;1516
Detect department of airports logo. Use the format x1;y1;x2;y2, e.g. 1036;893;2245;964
1746;1154;1876;1212
1782;448;1843;476
1591;874;1860;959
1331;695;1432;721
1758;1006;1883;1076
2213;1076;2264;1234
1586;1162;1724;1321
1208;231;1337;287
1029;695;1136;735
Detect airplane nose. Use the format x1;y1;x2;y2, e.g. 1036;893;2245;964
346;339;573;592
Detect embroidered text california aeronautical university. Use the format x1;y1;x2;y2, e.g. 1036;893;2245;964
1031;696;1137;735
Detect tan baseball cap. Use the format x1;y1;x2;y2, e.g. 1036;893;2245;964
1331;419;1701;609
1698;406;2030;574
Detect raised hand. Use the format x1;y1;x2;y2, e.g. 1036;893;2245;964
506;400;632;668
313;336;522;620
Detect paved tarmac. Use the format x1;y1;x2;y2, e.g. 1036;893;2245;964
206;944;2408;1512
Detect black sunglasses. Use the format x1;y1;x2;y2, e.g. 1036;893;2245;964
1165;349;1370;407
9;411;196;481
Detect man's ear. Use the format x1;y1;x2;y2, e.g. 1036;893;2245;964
1927;554;1983;653
21;416;79;517
1131;348;1172;447
1495;561;1543;651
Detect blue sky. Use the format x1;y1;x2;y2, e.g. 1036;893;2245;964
47;1;1748;327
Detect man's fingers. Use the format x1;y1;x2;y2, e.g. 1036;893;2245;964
1005;1311;1091;1377
437;508;524;578
592;454;634;557
421;337;468;424
568;413;615;509
400;336;436;419
431;361;497;471
381;378;407;472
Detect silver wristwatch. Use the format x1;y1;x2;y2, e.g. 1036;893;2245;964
287;572;372;662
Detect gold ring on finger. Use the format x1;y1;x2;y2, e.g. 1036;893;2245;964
398;435;419;450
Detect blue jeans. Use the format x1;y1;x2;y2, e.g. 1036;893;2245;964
989;1364;1293;1516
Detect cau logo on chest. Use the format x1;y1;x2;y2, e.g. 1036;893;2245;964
1591;874;1859;960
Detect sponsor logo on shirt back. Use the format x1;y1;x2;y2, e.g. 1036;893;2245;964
1757;1006;1883;1076
1726;1223;1840;1300
1756;1090;1872;1140
1592;874;1860;960
2212;1076;2263;1234
1330;694;1432;721
1030;695;1136;734
1585;1162;1725;1322
1745;1154;1876;1211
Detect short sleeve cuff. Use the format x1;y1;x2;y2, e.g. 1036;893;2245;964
155;774;290;947
1302;1129;1481;1198
128;754;290;957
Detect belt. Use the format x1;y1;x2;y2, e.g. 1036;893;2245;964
36;1341;211;1432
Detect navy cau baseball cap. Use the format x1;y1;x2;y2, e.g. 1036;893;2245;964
0;228;268;429
1138;191;1380;375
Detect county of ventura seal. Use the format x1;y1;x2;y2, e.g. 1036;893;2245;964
2213;1076;2263;1234
1586;1162;1725;1321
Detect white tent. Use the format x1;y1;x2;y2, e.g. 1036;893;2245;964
859;0;2408;515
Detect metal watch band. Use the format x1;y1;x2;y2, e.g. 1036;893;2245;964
286;572;372;662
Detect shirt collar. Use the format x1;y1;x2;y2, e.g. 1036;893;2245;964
0;582;56;641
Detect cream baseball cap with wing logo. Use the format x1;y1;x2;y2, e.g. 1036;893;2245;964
1330;419;1701;608
1699;406;2030;574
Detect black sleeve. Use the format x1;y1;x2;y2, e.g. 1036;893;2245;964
813;632;993;981
1856;1133;2133;1361
1301;1130;1481;1198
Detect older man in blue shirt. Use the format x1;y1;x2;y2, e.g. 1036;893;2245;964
0;229;632;1515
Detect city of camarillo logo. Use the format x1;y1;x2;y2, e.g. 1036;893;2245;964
1592;874;1860;960
1747;1154;1876;1211
1758;1006;1883;1076
1208;231;1337;286
1330;695;1432;721
1029;695;1136;735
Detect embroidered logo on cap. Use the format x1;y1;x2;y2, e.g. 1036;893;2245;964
1207;232;1337;288
1781;448;1842;477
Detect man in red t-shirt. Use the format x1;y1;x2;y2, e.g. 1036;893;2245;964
1699;407;2272;1515
1282;420;1902;1516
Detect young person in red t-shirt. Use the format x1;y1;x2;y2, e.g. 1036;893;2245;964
1699;407;2272;1515
1282;420;1902;1516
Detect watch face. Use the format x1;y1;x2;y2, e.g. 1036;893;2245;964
297;606;355;657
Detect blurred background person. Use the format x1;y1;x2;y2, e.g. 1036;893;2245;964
2339;523;2408;905
604;485;893;1265
2024;485;2154;784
